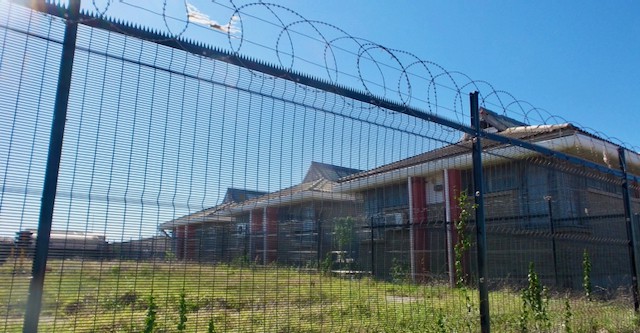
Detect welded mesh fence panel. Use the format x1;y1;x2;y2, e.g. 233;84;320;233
2;1;640;332
0;3;65;331
479;144;638;331
0;2;474;332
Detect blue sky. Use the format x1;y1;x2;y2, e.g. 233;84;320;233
291;1;640;148
93;0;640;147
1;0;639;241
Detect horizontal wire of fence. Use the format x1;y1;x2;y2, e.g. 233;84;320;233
1;1;640;332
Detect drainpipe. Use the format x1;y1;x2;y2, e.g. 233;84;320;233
444;170;455;287
408;177;416;282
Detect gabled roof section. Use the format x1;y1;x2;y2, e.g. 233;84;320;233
302;161;361;183
222;188;268;204
158;187;264;230
223;162;361;213
480;108;528;131
159;163;361;228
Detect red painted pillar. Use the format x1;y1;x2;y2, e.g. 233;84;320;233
175;226;185;260
411;177;428;282
265;207;278;263
250;209;264;263
186;225;197;261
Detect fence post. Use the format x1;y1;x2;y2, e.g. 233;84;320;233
470;91;490;333
618;147;640;312
545;195;559;287
370;216;375;277
22;0;81;331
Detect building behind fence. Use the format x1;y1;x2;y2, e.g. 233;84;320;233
1;1;640;332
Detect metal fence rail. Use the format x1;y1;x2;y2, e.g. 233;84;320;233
1;1;639;332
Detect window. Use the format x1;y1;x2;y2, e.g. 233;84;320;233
485;163;518;193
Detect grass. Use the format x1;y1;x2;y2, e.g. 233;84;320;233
0;259;637;332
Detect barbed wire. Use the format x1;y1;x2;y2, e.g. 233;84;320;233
46;0;640;152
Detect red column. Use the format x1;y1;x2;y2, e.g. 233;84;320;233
175;226;185;260
411;177;428;282
250;209;264;263
186;225;197;260
265;207;278;263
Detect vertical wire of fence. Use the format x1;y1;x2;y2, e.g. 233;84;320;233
1;1;639;332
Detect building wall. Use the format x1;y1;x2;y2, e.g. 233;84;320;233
356;159;637;289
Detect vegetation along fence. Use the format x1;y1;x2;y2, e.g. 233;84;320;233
1;1;640;332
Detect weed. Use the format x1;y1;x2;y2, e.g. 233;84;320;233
231;254;250;267
109;265;121;275
64;300;83;315
436;311;447;333
582;249;592;301
165;250;176;261
207;317;216;333
320;253;332;276
390;257;409;284
119;291;138;307
177;289;188;331
454;191;474;288
143;294;157;333
520;262;550;331
564;297;572;333
334;217;355;253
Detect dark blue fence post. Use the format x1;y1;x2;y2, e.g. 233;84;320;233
23;0;81;331
618;147;640;312
470;91;490;333
545;195;559;287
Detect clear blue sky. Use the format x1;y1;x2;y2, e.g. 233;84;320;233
118;0;637;148
287;1;640;148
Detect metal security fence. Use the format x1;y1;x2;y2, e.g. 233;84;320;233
1;1;640;332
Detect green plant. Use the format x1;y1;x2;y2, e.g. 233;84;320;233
177;289;188;331
390;257;409;284
564;297;572;333
231;254;250;267
519;296;529;333
520;262;550;331
454;191;474;288
582;249;592;301
334;217;355;252
109;265;122;275
207;317;216;333
143;294;157;333
320;252;332;275
436;311;447;333
164;250;176;261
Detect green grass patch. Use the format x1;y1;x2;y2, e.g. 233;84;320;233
0;259;637;332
